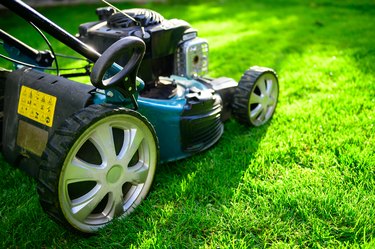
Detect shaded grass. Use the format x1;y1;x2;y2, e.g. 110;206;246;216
1;0;375;248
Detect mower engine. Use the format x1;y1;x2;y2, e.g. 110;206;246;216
79;8;209;86
79;7;240;161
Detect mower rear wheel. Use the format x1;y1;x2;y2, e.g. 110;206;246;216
37;104;158;233
233;66;279;126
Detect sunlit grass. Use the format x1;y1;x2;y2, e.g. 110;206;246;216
1;0;375;247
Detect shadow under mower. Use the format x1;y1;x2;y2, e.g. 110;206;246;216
0;0;279;233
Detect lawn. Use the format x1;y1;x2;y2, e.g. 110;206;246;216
0;0;374;247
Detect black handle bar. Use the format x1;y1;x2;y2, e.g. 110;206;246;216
1;0;100;63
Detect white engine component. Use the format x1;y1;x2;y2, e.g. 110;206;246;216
174;37;209;78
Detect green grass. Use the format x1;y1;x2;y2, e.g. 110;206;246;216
1;0;375;247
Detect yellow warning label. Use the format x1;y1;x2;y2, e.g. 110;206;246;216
17;85;57;127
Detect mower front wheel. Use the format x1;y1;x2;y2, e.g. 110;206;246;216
37;104;158;233
232;66;279;126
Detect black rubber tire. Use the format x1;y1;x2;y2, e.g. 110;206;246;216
37;104;159;233
232;66;279;126
0;69;10;149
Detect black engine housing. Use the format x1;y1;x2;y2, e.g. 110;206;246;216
78;8;194;86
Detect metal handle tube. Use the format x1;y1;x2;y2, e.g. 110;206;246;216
0;29;39;58
1;0;101;63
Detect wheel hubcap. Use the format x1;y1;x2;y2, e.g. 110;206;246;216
106;165;123;184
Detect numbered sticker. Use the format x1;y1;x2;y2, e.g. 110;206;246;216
18;85;57;127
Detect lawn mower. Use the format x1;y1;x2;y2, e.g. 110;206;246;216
0;0;279;233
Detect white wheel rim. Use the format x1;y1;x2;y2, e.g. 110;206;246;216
58;113;157;232
248;72;278;126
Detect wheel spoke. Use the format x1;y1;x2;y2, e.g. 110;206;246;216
268;96;276;106
70;184;108;221
90;124;117;166
265;79;274;95
108;188;125;218
258;106;267;122
250;104;262;119
118;128;144;165
257;78;267;95
250;93;263;104
64;157;101;184
126;164;149;185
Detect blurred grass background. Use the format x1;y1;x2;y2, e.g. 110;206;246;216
0;0;374;247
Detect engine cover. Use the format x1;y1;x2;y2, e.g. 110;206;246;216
78;8;209;87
